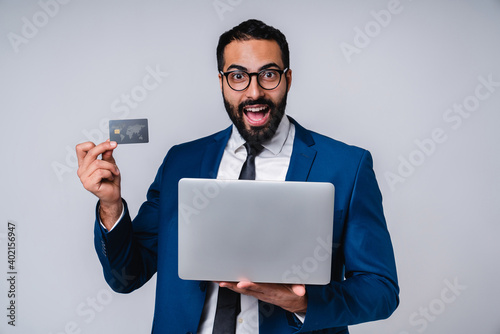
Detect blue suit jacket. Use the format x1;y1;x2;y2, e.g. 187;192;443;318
94;117;399;333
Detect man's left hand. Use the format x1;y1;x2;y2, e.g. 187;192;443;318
218;281;307;314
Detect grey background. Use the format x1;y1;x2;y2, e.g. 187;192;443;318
1;0;499;333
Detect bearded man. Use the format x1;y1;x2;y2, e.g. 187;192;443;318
76;19;399;334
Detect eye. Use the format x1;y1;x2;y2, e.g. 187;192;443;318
260;70;278;80
229;72;247;82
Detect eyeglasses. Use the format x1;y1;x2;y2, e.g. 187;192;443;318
220;68;288;91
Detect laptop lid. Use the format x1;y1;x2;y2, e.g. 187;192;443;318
178;178;334;285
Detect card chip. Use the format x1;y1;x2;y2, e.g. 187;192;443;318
109;118;148;144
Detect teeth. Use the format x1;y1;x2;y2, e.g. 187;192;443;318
245;106;267;112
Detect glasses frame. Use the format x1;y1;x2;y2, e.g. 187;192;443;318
220;68;289;91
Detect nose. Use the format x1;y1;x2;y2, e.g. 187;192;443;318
245;75;265;100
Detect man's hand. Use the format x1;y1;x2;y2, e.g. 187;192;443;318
76;140;122;229
218;281;307;314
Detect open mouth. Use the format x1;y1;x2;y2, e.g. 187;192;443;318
243;104;270;127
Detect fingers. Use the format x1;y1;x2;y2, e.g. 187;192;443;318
102;140;117;163
291;284;306;297
219;281;308;313
88;168;115;188
79;159;120;189
84;160;119;183
236;281;254;289
76;141;122;203
75;142;96;169
221;281;305;296
84;159;120;178
76;141;118;172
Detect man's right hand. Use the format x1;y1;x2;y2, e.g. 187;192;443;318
76;140;122;230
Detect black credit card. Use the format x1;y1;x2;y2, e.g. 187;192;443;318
109;119;149;144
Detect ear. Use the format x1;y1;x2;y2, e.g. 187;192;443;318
218;72;223;92
285;68;292;92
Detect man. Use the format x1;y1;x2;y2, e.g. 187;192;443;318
76;19;399;333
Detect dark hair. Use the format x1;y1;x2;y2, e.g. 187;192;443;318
216;19;290;72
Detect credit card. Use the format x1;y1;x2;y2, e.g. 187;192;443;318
109;119;149;144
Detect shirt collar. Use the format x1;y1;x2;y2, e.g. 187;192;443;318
229;115;291;156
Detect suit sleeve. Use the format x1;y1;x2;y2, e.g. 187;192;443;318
93;153;168;293
298;150;399;332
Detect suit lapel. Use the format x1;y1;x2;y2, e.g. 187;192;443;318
199;126;232;179
285;117;317;182
199;118;316;181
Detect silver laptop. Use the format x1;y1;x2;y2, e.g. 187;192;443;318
178;178;335;285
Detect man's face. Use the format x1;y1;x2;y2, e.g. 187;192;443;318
219;39;292;145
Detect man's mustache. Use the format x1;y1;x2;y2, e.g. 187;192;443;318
238;98;275;112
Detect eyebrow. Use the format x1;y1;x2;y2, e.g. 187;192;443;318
225;62;282;72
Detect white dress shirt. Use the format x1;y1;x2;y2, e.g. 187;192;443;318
197;115;296;334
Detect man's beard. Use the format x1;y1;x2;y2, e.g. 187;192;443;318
223;91;288;145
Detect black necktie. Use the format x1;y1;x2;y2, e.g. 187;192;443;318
238;142;264;180
212;142;264;334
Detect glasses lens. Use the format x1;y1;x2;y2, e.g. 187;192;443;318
258;70;281;90
227;71;249;91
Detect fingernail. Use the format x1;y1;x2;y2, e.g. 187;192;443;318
110;141;117;147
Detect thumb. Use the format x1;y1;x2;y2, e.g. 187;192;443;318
102;140;118;162
291;284;306;297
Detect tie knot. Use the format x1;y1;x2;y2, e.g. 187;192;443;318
243;142;264;157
